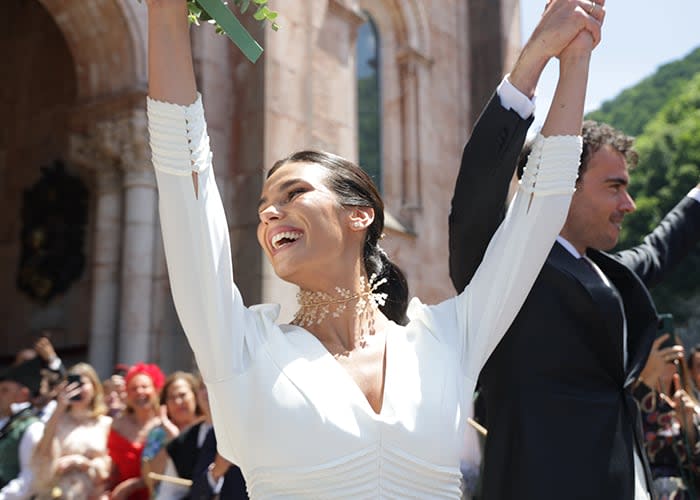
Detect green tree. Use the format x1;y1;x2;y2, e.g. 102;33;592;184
615;73;700;322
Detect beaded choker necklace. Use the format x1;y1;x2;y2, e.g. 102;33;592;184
293;274;388;328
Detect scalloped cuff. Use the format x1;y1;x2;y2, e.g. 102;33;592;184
520;134;582;195
147;93;212;176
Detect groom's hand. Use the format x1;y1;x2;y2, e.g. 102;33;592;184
510;0;606;98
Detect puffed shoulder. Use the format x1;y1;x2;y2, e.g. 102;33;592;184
147;92;212;176
405;296;454;335
406;296;427;322
249;303;282;323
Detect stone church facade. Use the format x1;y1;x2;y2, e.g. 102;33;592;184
1;0;521;376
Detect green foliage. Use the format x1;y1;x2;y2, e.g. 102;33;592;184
187;0;279;32
613;72;700;322
586;46;700;136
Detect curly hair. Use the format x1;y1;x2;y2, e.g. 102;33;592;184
579;120;638;178
517;121;638;182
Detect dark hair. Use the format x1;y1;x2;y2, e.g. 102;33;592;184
267;150;409;325
517;121;639;182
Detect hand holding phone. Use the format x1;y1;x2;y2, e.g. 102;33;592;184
657;313;675;350
66;374;83;401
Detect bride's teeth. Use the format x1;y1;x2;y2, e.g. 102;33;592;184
272;231;301;248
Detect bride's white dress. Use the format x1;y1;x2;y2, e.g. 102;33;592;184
147;94;581;499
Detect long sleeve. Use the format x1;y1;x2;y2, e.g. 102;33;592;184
148;95;273;382
0;421;43;500
463;134;581;377
421;134;581;383
448;88;534;292
615;193;700;288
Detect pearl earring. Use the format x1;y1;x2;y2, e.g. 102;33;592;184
353;222;362;228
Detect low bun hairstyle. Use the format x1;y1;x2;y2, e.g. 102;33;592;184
268;150;409;325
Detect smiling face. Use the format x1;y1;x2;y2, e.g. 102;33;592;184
560;145;637;254
257;161;364;285
164;378;198;428
125;373;156;412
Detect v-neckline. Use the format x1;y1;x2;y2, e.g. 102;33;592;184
303;325;392;418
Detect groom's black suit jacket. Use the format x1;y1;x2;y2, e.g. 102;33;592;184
449;93;700;500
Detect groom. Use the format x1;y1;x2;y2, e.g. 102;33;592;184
450;3;700;500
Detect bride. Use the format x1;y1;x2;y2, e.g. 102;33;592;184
144;0;599;496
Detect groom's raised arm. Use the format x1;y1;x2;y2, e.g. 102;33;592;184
449;0;606;292
448;85;533;292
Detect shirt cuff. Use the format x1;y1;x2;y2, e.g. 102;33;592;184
207;468;224;494
496;75;536;120
688;187;700;202
47;357;62;371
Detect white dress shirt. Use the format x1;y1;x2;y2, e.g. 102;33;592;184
0;403;44;500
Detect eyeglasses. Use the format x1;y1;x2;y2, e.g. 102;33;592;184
166;391;194;403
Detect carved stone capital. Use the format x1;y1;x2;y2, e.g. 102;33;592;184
119;110;152;178
95;167;122;194
69;126;119;171
69;109;151;178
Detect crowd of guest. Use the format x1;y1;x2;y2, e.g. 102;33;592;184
633;334;700;499
0;336;248;499
6;332;700;499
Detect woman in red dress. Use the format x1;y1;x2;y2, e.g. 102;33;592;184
106;363;164;500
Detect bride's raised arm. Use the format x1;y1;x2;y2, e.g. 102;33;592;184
146;0;263;379
450;21;598;380
147;1;196;105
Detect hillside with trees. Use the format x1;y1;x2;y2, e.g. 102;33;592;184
586;46;700;136
585;48;700;337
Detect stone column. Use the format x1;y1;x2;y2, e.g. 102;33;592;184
117;110;157;364
70;124;124;376
88;168;123;373
397;46;432;226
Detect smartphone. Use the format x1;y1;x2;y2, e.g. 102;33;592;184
66;374;83;401
657;313;675;349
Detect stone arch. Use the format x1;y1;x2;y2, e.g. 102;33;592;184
389;0;431;60
359;0;431;62
0;1;153;369
37;0;147;101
